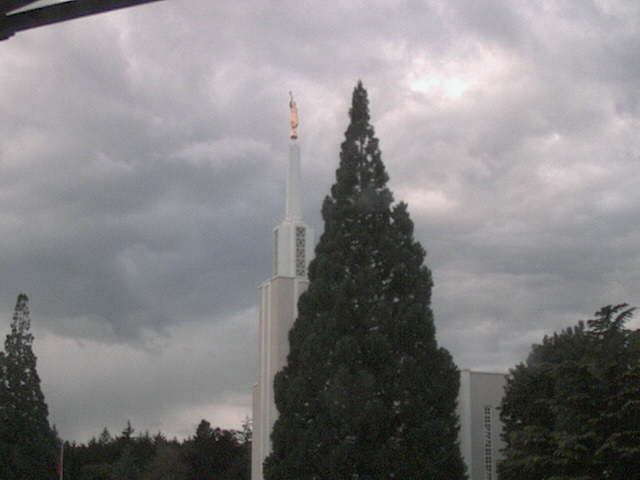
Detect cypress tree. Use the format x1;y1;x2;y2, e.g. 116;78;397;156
0;293;57;479
264;82;466;479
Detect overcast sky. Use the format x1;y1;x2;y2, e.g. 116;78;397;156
1;0;639;442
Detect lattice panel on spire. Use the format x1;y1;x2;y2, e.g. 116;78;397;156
295;226;306;277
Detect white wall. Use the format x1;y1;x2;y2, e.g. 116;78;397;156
458;370;507;480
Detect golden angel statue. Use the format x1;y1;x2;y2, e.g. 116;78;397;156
289;91;299;139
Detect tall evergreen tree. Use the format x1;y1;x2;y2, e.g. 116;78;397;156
0;293;57;479
264;82;465;479
499;304;640;480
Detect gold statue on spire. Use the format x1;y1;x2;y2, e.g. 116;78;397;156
289;91;298;139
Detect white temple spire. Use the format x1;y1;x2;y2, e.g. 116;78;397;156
286;142;302;221
286;93;302;221
251;94;315;480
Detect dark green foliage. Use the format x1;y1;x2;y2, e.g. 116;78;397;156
112;445;141;480
110;424;155;480
140;443;187;480
0;293;57;479
499;304;640;480
79;462;113;480
264;82;466;479
182;419;248;480
62;420;249;480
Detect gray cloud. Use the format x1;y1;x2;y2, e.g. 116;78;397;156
0;0;638;440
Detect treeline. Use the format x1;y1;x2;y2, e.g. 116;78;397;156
63;419;250;480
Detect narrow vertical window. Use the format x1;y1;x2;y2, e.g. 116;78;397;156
484;406;493;480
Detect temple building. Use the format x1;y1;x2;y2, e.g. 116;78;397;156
251;96;507;480
251;94;314;480
458;370;507;480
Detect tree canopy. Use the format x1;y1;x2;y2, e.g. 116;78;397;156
499;304;640;480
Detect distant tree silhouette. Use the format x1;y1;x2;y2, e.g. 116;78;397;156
0;293;57;479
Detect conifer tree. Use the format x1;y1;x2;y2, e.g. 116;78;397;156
264;82;466;479
0;293;56;479
99;426;113;445
0;350;8;479
180;420;243;480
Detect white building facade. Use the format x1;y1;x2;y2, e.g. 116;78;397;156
457;370;507;480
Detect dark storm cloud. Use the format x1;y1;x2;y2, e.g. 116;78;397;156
0;0;639;439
